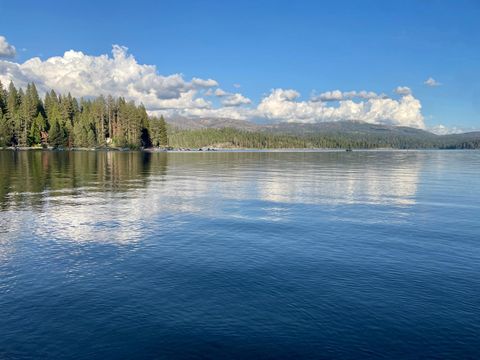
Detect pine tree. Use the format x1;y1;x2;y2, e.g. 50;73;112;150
86;128;96;147
44;90;59;127
14;88;26;145
6;82;20;145
6;82;19;115
106;95;116;140
0;80;6;114
0;108;9;147
48;121;67;148
18;83;42;146
158;115;168;146
29;113;47;145
150;115;168;147
72;122;86;147
0;82;13;146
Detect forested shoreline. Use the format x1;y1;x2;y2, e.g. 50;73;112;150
0;81;168;149
1;81;479;151
167;127;480;150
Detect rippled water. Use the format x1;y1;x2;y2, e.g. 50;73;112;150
1;150;479;359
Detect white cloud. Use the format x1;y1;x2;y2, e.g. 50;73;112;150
257;89;425;128
0;45;218;112
0;36;16;58
0;44;426;128
424;77;441;87
428;124;474;135
394;86;412;95
315;90;343;101
313;90;384;102
214;88;228;97
214;88;251;106
191;77;218;88
155;106;255;121
222;93;252;107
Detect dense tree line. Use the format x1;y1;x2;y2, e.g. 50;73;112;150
0;81;168;149
168;127;480;149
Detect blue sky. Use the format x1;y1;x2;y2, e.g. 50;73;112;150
1;0;479;131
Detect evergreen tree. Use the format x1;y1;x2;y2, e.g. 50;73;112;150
6;82;19;145
92;96;106;146
158;116;168;146
106;95;116;139
29;113;47;145
150;115;168;147
0;80;6;114
48;121;67;148
72;122;87;147
17;83;42;146
6;82;19;116
86;128;96;147
0;108;9;147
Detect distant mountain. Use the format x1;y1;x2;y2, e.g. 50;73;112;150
263;121;437;137
166;117;261;131
166;117;480;149
167;117;436;136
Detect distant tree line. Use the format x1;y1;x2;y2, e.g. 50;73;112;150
167;127;480;149
0;81;168;149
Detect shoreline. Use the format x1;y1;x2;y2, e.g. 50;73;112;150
0;146;477;153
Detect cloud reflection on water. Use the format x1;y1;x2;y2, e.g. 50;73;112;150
0;151;423;244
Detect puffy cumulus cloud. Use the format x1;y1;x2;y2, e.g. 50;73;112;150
424;77;441;87
0;36;16;58
257;88;425;128
214;88;228;97
313;89;385;102
191;77;218;88
222;93;252;107
428;124;470;135
212;87;251;106
315;90;343;101
151;104;256;121
394;86;412;95
0;45;218;112
0;44;427;128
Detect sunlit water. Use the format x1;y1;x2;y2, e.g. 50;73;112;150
1;150;479;359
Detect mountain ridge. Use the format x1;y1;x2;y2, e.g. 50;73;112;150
165;117;480;149
166;117;439;136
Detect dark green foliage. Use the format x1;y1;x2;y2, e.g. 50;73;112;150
48;121;67;148
5;82;20;145
0;81;164;149
168;127;480;150
86;128;96;147
150;115;168;147
0;108;10;147
29;113;47;145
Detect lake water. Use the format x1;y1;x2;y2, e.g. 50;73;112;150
0;150;479;359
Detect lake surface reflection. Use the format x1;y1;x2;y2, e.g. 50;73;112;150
1;150;479;359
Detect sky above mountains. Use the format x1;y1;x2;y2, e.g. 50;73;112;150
0;0;479;133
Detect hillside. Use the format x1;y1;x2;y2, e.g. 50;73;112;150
165;118;480;149
165;117;262;131
167;117;435;136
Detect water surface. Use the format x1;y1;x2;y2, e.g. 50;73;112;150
1;150;479;359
